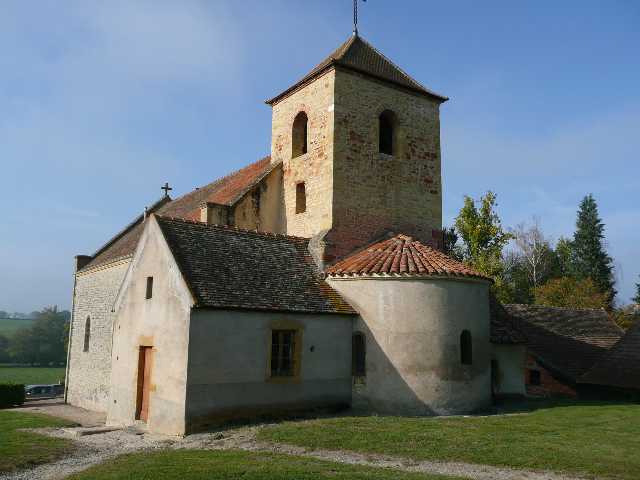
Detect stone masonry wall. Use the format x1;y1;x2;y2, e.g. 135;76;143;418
231;167;285;234
66;260;129;412
329;68;443;260
270;70;336;239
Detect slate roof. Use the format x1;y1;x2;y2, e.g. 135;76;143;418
580;321;640;390
490;296;527;345
155;216;355;315
505;304;623;382
266;34;448;105
325;234;490;281
81;156;278;271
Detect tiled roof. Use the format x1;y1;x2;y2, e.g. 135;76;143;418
505;304;623;382
155;216;355;315
580;321;640;390
490;296;527;345
325;234;490;281
266;35;448;105
164;156;277;220
81;156;277;271
81;195;172;270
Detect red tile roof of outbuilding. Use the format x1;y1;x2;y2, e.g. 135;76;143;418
325;234;490;281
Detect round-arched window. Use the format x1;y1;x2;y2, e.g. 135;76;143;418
83;316;91;352
378;110;397;155
460;330;472;365
292;112;308;158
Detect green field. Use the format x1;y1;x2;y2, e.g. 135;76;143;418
68;450;463;480
259;401;640;480
0;367;66;385
0;318;34;338
0;411;75;473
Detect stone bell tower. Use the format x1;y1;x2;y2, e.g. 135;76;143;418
266;34;448;265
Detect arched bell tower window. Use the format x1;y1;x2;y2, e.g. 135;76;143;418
83;316;91;353
460;330;472;365
292;111;308;158
378;110;396;155
352;332;366;376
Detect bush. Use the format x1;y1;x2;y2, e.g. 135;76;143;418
0;383;25;408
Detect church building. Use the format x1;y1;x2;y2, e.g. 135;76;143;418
65;34;525;435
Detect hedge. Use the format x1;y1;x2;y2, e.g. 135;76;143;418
0;383;25;408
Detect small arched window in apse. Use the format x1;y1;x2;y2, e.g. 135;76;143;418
460;330;472;365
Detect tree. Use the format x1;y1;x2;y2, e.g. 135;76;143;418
554;237;575;277
0;334;10;363
454;191;513;300
534;277;609;310
572;194;616;306
8;306;69;365
502;250;533;304
442;226;463;261
611;309;638;331
511;218;561;290
633;275;640;305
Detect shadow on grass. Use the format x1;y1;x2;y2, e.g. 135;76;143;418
195;396;639;436
493;396;638;415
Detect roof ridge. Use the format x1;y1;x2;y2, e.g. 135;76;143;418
173;155;275;207
266;35;447;105
346;36;446;100
87;195;171;261
153;214;309;242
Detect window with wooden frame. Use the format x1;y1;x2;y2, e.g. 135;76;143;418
270;330;298;377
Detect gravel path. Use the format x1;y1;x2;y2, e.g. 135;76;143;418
1;422;596;480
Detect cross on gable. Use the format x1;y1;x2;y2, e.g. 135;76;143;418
161;182;173;197
353;0;366;35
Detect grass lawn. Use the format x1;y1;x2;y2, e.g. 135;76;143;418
259;401;640;480
0;318;34;337
0;366;66;385
0;411;76;473
68;449;464;480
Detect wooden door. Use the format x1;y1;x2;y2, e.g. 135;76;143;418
135;346;153;422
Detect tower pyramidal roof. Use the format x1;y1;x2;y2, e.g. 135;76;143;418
266;34;448;105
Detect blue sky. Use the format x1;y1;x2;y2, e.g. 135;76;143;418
1;0;639;312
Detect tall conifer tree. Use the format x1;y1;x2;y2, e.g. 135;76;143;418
572;194;616;306
633;275;640;305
